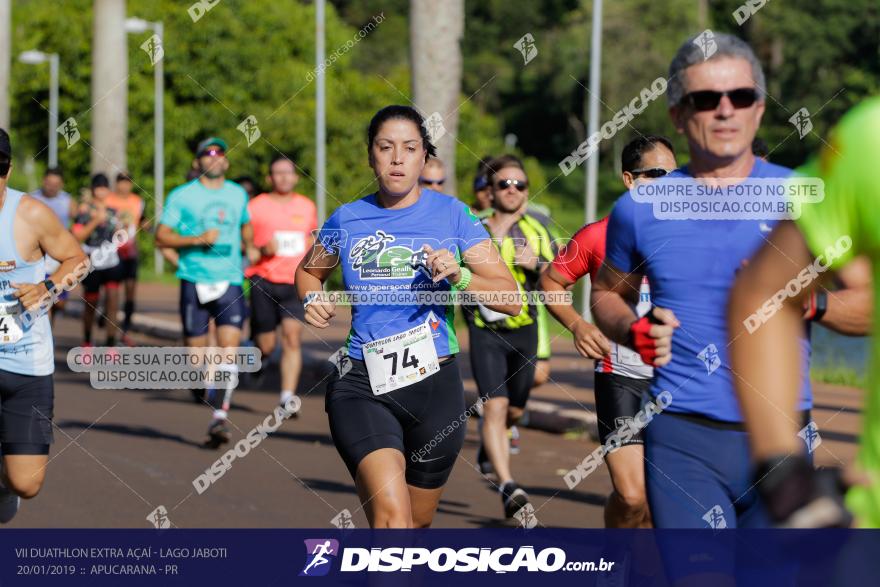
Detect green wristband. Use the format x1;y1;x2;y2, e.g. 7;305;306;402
452;266;472;291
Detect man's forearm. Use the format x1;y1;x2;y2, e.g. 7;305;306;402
47;254;89;295
817;287;872;336
542;278;585;332
156;228;200;249
73;219;100;242
590;287;637;344
241;223;254;249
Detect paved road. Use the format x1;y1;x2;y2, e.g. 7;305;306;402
7;283;863;529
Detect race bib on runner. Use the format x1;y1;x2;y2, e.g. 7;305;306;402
195;281;229;304
0;303;24;344
274;231;306;258
362;323;440;395
616;344;645;367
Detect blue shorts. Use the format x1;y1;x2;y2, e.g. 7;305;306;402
645;411;770;529
179;280;245;337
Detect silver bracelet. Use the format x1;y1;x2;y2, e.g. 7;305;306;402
303;292;321;309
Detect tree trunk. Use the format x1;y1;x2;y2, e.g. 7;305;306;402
91;0;128;177
697;0;709;29
409;0;464;196
0;0;10;130
770;37;784;101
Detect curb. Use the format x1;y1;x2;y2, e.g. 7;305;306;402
63;301;597;439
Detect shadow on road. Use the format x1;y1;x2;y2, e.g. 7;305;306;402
271;430;335;447
141;394;258;413
300;478;356;495
55;420;204;449
817;429;859;444
812;403;861;415
527;485;607;506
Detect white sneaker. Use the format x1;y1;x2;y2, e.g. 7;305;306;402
0;482;20;524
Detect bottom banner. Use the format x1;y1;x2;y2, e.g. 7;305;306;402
1;529;878;586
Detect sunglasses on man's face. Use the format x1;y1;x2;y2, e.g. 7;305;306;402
682;88;758;112
495;178;528;192
630;168;670;179
419;177;446;187
201;148;225;158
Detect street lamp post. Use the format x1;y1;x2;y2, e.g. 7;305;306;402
581;0;603;321
19;50;60;168
315;0;326;225
125;17;164;275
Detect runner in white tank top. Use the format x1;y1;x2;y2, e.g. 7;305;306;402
0;128;87;524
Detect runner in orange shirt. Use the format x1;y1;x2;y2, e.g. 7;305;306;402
245;155;317;410
105;173;146;344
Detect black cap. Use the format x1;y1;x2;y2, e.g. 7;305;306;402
0;128;11;158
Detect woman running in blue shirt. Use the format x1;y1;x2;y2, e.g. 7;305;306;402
296;105;520;528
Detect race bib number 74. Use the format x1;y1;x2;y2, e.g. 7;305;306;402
363;323;440;395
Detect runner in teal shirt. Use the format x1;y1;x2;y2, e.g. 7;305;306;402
156;137;258;450
160;178;250;285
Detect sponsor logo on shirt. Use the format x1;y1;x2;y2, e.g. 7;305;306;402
199;202;237;256
350;231;420;280
425;310;442;338
0;260;15;272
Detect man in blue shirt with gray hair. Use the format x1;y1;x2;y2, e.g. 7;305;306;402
591;32;870;531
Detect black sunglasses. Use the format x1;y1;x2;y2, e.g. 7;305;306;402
495;178;528;192
682;88;758;112
630;168;670;179
419;177;446;186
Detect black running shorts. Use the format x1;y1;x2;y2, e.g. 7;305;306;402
81;264;124;294
468;322;538;409
594;371;651;448
325;356;466;490
0;369;54;455
118;257;138;281
248;276;305;335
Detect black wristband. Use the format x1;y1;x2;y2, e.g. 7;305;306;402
812;290;828;322
42;278;56;294
755;454;851;527
755;454;815;522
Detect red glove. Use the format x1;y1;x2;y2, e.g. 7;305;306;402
628;314;659;365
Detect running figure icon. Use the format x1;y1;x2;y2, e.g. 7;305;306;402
302;540;336;576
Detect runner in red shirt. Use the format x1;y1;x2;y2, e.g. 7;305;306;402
245;155;317;411
540;135;676;528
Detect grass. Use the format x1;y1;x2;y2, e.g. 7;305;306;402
137;264;180;286
810;365;866;389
